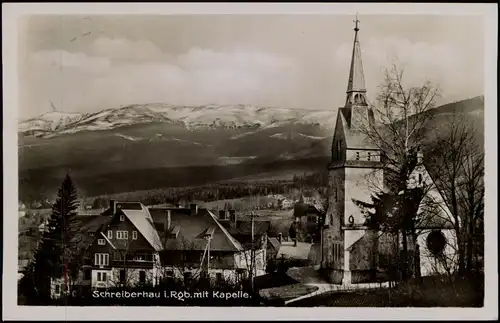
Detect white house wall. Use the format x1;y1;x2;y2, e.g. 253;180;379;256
160;266;240;284
91;269;113;289
109;268;156;287
409;163;454;225
234;249;266;277
417;228;458;277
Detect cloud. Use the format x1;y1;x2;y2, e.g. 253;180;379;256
91;37;166;61
30;50;111;73
334;36;482;101
24;38;302;115
22;35;483;118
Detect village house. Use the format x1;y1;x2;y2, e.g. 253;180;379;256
50;200;270;297
85;200;164;289
293;195;325;243
149;204;266;284
322;19;457;285
50;200;163;298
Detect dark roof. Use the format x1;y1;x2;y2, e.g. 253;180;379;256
116;202;142;210
228;220;271;237
149;206;192;215
71;215;111;250
267;237;281;252
149;208;243;252
76;215;109;232
294;203;323;218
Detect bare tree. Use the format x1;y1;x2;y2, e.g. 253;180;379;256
353;63;441;280
427;114;484;277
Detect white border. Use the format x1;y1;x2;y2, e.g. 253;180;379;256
3;3;498;321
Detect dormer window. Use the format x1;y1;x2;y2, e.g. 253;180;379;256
204;228;215;240
169;226;180;239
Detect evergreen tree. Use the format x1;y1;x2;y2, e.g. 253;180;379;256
18;174;81;304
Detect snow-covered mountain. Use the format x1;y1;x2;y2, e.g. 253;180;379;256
19;103;336;137
18;111;86;134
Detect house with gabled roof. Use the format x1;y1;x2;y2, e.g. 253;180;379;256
49;200;266;298
76;200;164;290
149;204;266;284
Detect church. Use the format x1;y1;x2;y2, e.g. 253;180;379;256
321;18;457;285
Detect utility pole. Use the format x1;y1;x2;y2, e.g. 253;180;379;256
207;237;211;274
250;211;256;293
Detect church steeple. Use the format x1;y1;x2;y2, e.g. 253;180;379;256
345;14;367;107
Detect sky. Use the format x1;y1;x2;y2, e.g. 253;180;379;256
18;14;485;119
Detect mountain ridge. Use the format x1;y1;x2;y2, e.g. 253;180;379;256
19;103;338;138
18;96;484;201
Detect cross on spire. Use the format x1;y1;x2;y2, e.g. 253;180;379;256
346;13;367;97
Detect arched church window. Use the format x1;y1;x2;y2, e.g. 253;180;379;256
354;94;361;104
418;173;423;184
426;230;447;256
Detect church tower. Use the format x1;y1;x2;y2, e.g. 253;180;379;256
321;16;383;285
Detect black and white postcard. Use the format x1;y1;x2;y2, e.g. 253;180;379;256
2;2;498;321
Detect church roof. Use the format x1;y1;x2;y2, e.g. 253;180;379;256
346;17;366;94
338;108;378;150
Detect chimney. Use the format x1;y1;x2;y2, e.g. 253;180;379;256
190;203;198;216
109;199;116;215
278;233;282;244
417;146;424;164
417;151;424;164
